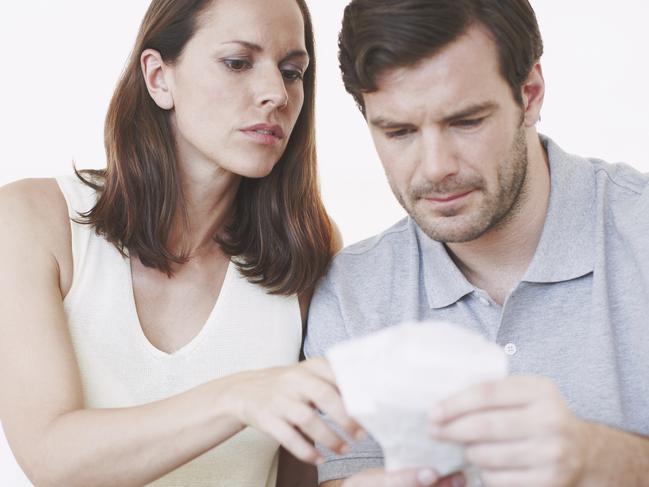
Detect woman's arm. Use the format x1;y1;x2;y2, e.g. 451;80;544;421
0;181;358;487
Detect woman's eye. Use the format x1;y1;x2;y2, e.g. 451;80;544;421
281;69;304;82
223;59;251;71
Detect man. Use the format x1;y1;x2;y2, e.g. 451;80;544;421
304;0;649;486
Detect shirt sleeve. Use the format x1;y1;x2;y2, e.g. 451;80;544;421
305;271;384;482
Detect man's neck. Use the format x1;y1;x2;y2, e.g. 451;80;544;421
446;132;550;305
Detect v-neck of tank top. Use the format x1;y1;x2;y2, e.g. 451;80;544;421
124;257;234;359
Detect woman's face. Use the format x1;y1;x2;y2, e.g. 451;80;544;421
166;0;308;179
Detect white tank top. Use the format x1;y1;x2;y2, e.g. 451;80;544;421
55;175;303;486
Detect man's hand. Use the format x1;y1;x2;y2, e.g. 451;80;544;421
428;375;592;487
338;468;465;487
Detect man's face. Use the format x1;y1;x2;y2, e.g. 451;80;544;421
363;24;530;243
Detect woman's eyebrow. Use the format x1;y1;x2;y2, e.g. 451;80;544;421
221;40;263;52
221;40;309;62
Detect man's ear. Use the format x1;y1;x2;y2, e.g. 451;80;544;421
140;48;174;110
521;62;545;127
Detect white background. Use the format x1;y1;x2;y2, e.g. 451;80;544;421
1;1;648;484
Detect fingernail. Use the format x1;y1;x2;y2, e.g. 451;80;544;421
417;468;437;486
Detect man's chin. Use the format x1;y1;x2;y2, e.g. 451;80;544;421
411;214;489;243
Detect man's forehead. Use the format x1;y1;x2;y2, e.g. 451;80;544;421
364;25;507;122
376;25;500;88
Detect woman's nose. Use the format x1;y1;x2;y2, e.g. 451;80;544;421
256;69;289;110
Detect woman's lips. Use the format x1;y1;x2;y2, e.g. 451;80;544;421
240;123;285;146
241;130;282;145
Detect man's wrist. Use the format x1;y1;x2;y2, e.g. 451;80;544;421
578;421;649;487
577;420;603;487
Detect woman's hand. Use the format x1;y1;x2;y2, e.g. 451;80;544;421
226;357;362;463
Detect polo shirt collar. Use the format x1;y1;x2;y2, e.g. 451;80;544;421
416;134;596;309
415;221;475;309
522;135;596;283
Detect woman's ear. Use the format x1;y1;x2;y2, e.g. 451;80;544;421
141;49;174;110
521;62;545;127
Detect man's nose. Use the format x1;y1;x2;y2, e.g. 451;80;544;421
419;131;460;183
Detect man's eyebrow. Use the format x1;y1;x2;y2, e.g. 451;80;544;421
369;102;498;130
369;116;416;130
441;102;498;123
221;40;309;61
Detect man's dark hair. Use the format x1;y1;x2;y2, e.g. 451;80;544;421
339;0;544;115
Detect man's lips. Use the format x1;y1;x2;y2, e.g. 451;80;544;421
424;190;474;203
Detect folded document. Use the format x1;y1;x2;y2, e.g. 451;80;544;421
326;321;508;476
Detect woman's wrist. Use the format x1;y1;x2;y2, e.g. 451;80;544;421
207;371;252;432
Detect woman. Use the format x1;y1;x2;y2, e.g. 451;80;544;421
0;0;360;485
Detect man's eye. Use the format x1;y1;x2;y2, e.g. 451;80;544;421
386;128;413;139
281;69;304;82
453;118;485;129
223;59;251;71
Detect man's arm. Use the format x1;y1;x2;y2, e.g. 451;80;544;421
319;469;464;487
580;422;649;486
321;481;343;487
304;269;385;483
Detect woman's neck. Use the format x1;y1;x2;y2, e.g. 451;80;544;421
167;161;241;259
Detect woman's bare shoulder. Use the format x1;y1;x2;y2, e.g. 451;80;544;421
0;178;70;230
0;178;73;286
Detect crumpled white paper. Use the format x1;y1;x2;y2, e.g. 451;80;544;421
326;321;508;476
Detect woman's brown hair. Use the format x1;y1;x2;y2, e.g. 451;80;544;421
76;0;332;295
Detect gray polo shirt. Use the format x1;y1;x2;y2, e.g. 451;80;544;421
305;136;649;482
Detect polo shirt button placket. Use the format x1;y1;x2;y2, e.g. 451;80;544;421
503;343;517;356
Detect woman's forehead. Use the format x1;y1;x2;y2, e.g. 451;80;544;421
194;0;306;51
